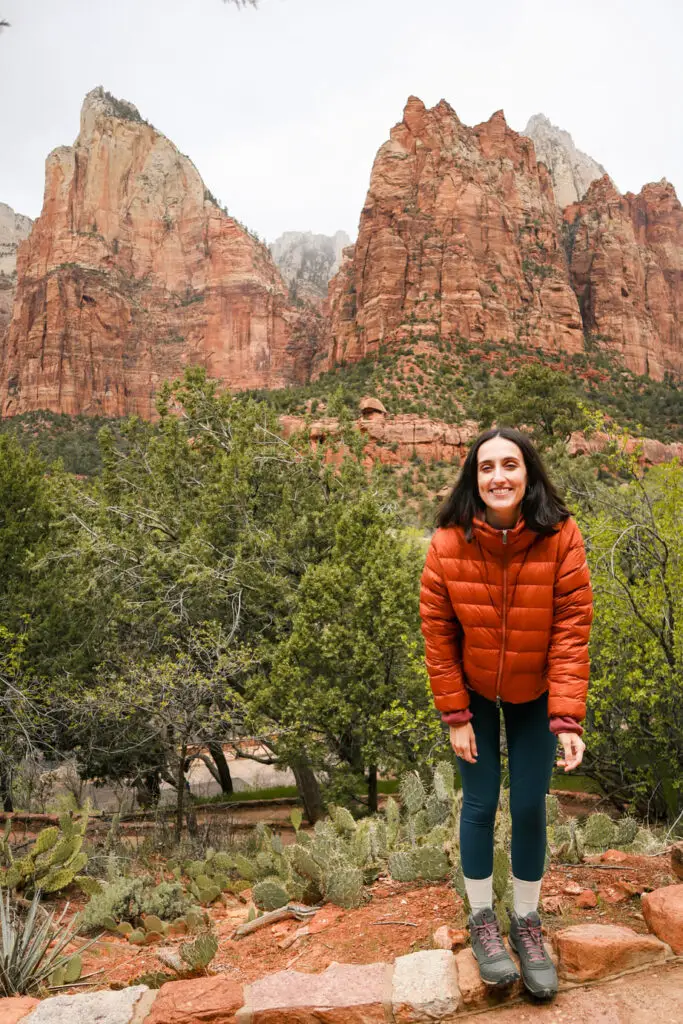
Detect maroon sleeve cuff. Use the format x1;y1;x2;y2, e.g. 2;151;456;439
549;715;584;737
441;708;473;727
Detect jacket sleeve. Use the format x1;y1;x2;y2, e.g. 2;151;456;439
420;538;469;713
545;518;593;720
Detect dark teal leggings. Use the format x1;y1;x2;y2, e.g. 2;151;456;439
456;689;557;882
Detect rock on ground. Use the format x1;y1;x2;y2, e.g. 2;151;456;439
23;986;149;1024
552;923;670;981
642;884;683;954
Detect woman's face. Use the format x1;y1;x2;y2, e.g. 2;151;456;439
476;436;528;525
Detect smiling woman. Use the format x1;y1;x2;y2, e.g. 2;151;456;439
419;425;593;1000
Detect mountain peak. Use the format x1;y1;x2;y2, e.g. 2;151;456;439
523;113;607;208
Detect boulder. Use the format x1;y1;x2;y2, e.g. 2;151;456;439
146;976;244;1024
642;884;683;954
236;961;393;1023
552;923;670;981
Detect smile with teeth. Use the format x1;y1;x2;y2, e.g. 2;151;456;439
491;488;511;494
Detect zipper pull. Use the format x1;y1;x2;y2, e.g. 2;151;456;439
496;696;502;709
502;529;508;545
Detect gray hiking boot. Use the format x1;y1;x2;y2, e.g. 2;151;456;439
468;907;520;987
508;911;558;1000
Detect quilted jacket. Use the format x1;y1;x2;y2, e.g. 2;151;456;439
419;514;593;720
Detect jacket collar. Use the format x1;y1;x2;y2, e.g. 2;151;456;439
471;513;539;555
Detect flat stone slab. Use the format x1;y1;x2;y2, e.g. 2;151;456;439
0;998;40;1024
237;961;392;1023
392;950;462;1021
642;884;683;954
145;976;243;1024
24;987;149;1024
553;923;670;981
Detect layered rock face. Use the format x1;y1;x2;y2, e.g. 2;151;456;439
566;177;683;379
0;88;305;419
523;114;606;209
270;230;351;305
0;203;32;336
326;97;584;368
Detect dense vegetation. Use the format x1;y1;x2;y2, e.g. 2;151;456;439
0;342;681;826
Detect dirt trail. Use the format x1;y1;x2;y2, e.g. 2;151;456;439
471;961;683;1023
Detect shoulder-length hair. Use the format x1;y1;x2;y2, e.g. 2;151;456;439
437;427;571;540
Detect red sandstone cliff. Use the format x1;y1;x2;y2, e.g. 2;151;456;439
326;97;584;368
0;88;308;418
565;176;683;380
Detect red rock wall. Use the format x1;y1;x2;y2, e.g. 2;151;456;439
326;97;584;368
565;176;683;380
0;89;306;418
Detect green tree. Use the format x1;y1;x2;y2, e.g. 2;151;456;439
475;364;591;451
252;494;444;813
582;459;683;820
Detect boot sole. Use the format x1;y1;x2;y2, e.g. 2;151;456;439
478;962;520;987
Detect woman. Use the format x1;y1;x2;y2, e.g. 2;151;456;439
420;427;592;1001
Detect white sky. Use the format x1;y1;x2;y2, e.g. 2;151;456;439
1;0;681;243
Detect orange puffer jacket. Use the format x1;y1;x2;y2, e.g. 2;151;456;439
420;514;593;720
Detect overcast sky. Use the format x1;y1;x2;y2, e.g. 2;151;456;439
1;0;681;243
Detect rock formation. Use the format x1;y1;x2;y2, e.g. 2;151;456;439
0;203;32;336
326;97;584;369
270;230;351;305
565;176;683;379
0;88;309;419
523;114;606;209
280;404;683;469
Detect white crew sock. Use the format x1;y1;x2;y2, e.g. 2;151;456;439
512;875;542;917
464;875;493;912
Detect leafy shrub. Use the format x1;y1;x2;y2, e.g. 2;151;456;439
140;881;192;921
79;877;146;932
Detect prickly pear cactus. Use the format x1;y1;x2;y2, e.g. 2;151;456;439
388;850;419;882
614;817;639;847
323;866;364;909
582;813;617;851
433;761;455;803
0;814;90;898
252;877;290;911
415;846;449;881
399;772;427;815
180;931;218;971
331;805;357;836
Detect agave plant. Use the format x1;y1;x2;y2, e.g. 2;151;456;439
0;889;96;996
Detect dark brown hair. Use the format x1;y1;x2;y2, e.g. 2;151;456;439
436;427;571;540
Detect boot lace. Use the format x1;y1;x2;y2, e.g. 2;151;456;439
473;919;506;957
517;918;546;963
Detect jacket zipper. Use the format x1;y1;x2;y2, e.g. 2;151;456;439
495;529;508;708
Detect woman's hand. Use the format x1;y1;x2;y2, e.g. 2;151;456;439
449;722;478;763
556;732;585;772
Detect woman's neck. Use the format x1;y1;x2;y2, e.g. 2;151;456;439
485;506;522;530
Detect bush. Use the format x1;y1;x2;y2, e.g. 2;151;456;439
79;877;146;932
141;881;192;921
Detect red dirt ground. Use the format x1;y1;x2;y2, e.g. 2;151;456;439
73;850;675;992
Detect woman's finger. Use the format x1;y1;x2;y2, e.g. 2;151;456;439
469;732;478;760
